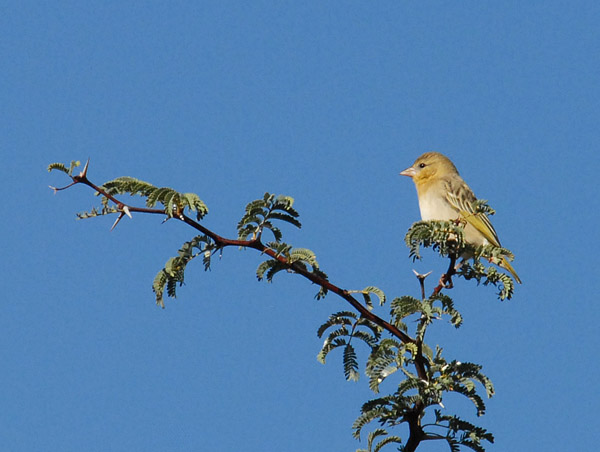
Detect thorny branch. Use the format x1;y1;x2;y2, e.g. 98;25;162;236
432;252;458;297
51;161;464;451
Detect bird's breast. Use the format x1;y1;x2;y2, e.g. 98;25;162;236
417;191;458;221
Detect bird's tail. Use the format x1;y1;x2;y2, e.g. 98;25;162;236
500;257;522;284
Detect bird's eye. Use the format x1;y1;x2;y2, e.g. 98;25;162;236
419;163;426;168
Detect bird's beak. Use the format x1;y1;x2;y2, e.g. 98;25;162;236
400;166;416;177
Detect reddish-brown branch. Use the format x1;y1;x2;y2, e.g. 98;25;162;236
58;169;428;378
55;167;435;447
179;213;417;346
431;253;457;297
73;174;167;216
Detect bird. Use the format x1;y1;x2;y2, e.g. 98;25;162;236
400;151;521;284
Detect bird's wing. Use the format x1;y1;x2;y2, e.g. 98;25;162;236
445;179;501;247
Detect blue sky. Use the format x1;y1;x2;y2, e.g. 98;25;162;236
2;2;599;451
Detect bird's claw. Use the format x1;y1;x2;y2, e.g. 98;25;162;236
439;274;454;289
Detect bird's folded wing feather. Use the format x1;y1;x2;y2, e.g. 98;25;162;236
445;180;501;247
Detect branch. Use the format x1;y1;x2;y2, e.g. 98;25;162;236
404;412;426;452
53;167;417;349
431;252;457;297
186;213;420;347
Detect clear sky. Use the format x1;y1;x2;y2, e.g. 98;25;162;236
2;2;599;451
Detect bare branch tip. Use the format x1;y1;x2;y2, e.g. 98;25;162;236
50;181;77;192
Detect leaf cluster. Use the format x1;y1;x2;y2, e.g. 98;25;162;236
429;410;495;452
76;195;119;219
48;160;81;176
153;193;330;305
354;343;494;451
237;192;300;242
317;310;383;381
459;245;516;300
101;176;209;220
238;193;330;300
256;245;329;299
405;220;517;300
390;294;462;341
313;283;494;451
152;235;215;307
356;429;402;452
405;220;466;261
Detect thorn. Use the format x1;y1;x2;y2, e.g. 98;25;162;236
414;270;432;300
110;212;125;231
413;270;432;281
49;185;58;194
80;158;90;178
123;205;132;218
413;269;431;300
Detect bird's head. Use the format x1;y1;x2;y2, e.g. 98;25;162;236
400;152;459;184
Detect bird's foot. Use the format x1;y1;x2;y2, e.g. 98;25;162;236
439;273;453;289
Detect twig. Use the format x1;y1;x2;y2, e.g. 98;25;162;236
431;252;457;297
412;270;432;300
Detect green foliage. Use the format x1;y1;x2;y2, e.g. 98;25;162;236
238;193;331;298
459;247;515;300
76;202;120;219
238;193;301;242
431;410;495;452
102;176;209;220
355;345;494;445
365;338;409;393
152;235;215;307
47;160;80;176
355;289;492;450
256;245;329;300
349;286;387;310
102;176;157;198
356;429;403;452
69;176;209;221
406;220;466;261
390;294;462;343
405;220;517;300
317;311;383;381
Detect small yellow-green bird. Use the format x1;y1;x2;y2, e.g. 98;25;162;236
400;152;521;284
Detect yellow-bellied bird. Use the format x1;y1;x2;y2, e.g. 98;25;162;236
400;152;521;284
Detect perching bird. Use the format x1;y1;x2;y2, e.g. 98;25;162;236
400;152;521;284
